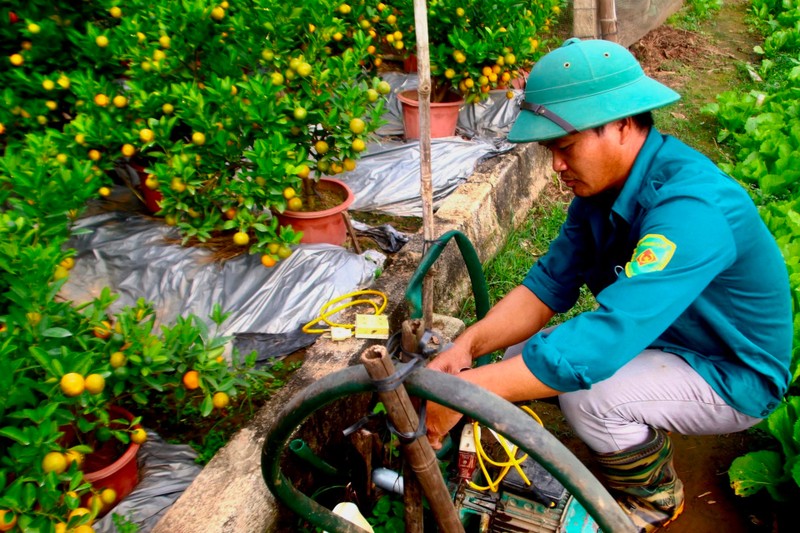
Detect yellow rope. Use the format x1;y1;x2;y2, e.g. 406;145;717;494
301;290;388;334
467;405;544;493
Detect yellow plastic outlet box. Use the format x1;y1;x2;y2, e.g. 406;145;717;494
354;314;390;340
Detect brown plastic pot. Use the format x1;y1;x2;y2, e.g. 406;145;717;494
397;89;464;139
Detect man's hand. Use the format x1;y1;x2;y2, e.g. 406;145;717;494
426;344;473;375
426;286;554;376
425;346;472;449
424;359;563;449
426;401;463;450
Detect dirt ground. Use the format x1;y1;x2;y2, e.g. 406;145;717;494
544;1;792;531
529;399;783;533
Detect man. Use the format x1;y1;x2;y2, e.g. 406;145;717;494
425;38;792;532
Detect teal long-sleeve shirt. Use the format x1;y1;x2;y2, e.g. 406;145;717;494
521;128;792;418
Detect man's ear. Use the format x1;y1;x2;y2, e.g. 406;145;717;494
616;117;638;144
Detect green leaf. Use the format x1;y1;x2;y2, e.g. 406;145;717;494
729;450;785;497
373;495;391;515
792;454;800;488
386;515;405;532
760;173;788;194
77;417;95;434
22;481;37;508
767;402;799;460
43;327;73;338
28;346;55;375
0;426;31;445
201;394;213;416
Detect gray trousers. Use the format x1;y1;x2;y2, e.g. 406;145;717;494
504;342;761;454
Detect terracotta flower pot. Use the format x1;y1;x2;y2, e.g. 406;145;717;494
140;182;163;214
511;69;529;90
276;178;355;246
403;54;418;73
397;89;464;139
130;162;163;214
62;406;142;516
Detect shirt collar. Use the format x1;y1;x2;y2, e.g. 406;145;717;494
611;127;665;224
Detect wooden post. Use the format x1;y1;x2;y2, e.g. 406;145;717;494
361;345;464;533
402;462;424;532
350;429;376;498
400;319;425;531
412;0;435;329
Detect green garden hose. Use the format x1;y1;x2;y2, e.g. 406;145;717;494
405;229;494;365
405;229;491;322
289;439;340;477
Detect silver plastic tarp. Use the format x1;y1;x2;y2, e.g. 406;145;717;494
94;431;201;533
62;208;386;339
339;137;500;216
338;72;524;216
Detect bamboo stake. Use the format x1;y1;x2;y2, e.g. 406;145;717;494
361;345;464;533
341;211;362;254
402;461;424;532
599;0;619;42
412;0;435;328
400;319;424;362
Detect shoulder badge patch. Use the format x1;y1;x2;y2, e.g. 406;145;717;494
624;234;676;277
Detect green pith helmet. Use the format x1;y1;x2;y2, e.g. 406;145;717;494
508;38;681;143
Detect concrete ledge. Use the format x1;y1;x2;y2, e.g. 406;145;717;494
152;141;554;533
430;142;552;314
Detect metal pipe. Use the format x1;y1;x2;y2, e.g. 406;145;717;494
372;468;404;495
261;365;636;533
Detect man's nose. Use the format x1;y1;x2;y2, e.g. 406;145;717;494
551;153;567;173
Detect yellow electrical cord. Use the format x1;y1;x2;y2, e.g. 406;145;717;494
301;290;388;334
468;405;544;493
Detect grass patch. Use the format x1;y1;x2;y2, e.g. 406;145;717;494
456;178;596;330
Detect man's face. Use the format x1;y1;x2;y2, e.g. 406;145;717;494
542;125;630;197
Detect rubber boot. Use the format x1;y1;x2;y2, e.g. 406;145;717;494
595;429;685;532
